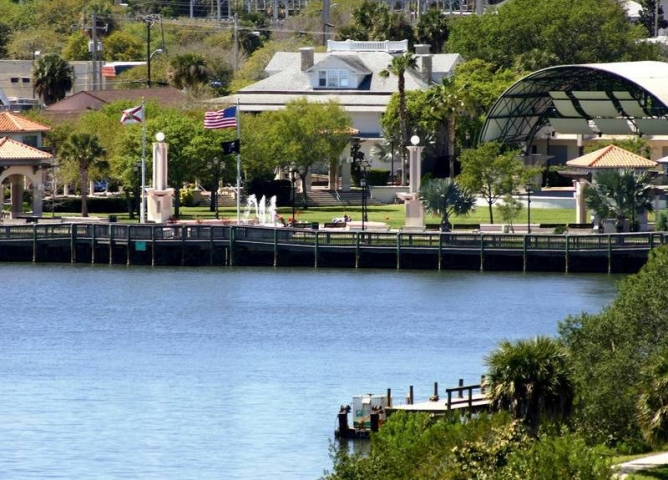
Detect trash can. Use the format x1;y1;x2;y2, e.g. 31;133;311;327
108;215;117;223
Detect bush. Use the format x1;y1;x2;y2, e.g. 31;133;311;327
657;211;668;232
179;188;195;207
51;196;127;213
367;169;390;186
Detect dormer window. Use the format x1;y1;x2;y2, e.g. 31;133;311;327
318;69;349;88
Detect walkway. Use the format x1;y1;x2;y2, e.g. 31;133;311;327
614;452;668;478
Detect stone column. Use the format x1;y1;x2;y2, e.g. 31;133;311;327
404;140;425;230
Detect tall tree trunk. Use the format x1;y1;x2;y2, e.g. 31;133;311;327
80;166;89;217
448;116;456;180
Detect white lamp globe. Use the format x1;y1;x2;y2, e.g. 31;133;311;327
155;132;165;142
410;135;420;146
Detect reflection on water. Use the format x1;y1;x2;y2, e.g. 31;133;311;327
0;265;620;479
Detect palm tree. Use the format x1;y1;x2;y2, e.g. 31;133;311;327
60;133;107;217
484;336;574;435
32;53;73;105
636;350;668;447
167;53;211;91
425;77;473;179
416;9;449;53
584;169;655;232
379;52;418;186
418;178;476;231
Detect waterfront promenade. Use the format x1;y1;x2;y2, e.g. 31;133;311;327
0;222;662;272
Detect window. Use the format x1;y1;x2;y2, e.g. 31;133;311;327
318;69;350;88
22;135;38;147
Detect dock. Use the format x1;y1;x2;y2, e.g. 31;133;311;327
336;378;491;439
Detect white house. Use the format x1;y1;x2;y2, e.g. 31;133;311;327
210;39;463;190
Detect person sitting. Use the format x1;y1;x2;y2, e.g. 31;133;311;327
344;214;351;222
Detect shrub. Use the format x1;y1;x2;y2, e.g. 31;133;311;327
657;211;668;231
179;188;195;207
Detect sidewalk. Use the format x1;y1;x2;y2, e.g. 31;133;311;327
614;452;668;478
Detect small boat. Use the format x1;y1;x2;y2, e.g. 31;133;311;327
334;393;389;439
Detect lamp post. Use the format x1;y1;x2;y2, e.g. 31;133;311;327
132;161;141;220
525;184;532;234
209;157;224;219
284;163;297;226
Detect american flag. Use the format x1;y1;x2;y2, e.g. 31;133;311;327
204;106;237;129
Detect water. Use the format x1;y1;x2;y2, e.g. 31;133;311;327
0;265;620;479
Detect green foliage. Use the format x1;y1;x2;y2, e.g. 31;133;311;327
498;194;523;228
415;9;449;53
103;31;144;61
559;246;668;445
457;142;526;223
366;169;390;186
62;31;89;61
179;187;195;207
167;53;211;90
485;336;574;435
33;53;74;105
500;433;611;480
418;178;476;231
583;169;655;231
636;348;668;447
446;0;659;70
657;211;668;232
50;196;127;213
60;132;108;217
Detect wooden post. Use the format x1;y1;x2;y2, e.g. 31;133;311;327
314;231;319;268
433;382;438;399
458;378;464;398
210;226;215;266
370;412;380;432
387;388;392;408
108;224;113;265
608;233;613;274
396;233;401;269
151;225;156;266
32;224;37;262
447;390;452;410
480;375;486;395
523;234;529;272
480;233;485;271
91;225;96;264
468;386;473;417
337;412;349;437
565;234;570;273
181;225;186;266
70;225;76;263
273;227;278;267
355;232;361;268
437;234;442;270
409;385;414;405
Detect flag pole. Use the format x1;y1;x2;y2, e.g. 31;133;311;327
236;100;241;224
140;99;146;224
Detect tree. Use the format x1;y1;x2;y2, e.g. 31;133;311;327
60;133;108;217
425;76;474;179
167;53;211;90
415;9;449;53
485;336;574;435
446;0;660;70
498;194;523;232
271;99;352;208
380;52;418;185
583;169;655;232
418;178;476;231
638;0;668;37
103;31;144;61
458;142;527;223
559;247;668;445
33;53;73;105
637;349;668;447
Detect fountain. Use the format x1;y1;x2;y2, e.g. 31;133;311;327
242;194;280;226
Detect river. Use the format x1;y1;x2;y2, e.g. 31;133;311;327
0;264;620;479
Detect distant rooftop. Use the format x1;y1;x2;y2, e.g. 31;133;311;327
326;39;408;53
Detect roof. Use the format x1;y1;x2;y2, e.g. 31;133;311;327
41;87;189;123
0;136;52;161
566;144;658;169
0;112;50;133
213;50;462;114
480;61;668;145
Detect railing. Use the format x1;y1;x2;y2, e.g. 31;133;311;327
326;39;409;52
0;224;665;254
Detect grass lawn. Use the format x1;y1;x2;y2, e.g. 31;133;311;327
50;205;580;229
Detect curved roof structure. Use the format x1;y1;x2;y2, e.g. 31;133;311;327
480;61;668;145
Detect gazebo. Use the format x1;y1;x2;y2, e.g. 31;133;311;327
0;137;52;219
566;144;658;225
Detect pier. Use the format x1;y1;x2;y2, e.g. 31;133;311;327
335;379;491;439
0;222;662;272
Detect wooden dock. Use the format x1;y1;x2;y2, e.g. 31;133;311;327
336;379;491;439
0;222;662;272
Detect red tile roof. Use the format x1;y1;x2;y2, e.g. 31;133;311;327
0;112;50;133
0;137;52;160
566;145;658;169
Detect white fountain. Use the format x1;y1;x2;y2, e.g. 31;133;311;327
242;194;280;226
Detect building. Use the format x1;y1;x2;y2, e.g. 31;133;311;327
210;40;463;190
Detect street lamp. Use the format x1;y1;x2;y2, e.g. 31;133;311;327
209;157;225;219
525;184;533;234
284;163;298;226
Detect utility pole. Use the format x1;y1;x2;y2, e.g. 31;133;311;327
140;14;161;88
91;12;97;91
233;13;238;71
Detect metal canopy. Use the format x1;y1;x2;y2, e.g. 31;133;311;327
480;61;668;145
